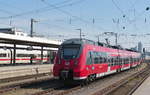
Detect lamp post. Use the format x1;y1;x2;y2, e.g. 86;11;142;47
30;18;38;37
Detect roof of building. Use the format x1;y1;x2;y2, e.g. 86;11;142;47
0;33;61;48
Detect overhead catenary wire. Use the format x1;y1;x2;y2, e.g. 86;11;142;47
40;0;107;31
111;0;124;14
111;0;133;24
0;0;89;34
0;0;86;19
0;0;73;13
0;0;75;16
40;0;89;23
0;9;14;15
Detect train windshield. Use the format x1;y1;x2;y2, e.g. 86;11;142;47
61;44;81;60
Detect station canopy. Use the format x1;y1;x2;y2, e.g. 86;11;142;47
0;33;61;48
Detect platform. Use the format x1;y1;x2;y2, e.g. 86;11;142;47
0;64;53;79
133;76;150;95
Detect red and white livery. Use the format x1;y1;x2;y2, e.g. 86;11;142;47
53;38;142;81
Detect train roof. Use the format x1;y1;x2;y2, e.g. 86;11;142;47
63;38;139;53
63;38;95;45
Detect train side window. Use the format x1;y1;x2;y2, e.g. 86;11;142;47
104;57;107;63
116;58;118;65
111;58;114;63
111;58;114;66
108;58;111;63
93;52;99;64
123;58;125;64
136;58;138;62
122;58;124;64
130;58;133;63
94;57;99;64
0;53;7;57
86;52;92;65
99;57;103;63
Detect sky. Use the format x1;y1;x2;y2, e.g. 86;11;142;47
0;0;150;50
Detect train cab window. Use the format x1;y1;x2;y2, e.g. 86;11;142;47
62;44;81;60
86;52;92;65
0;53;6;57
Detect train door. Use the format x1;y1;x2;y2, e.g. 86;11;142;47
86;51;94;75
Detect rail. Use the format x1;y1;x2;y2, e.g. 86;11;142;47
92;63;150;95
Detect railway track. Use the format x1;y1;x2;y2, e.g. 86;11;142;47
25;64;148;95
0;63;148;95
92;63;150;95
29;84;81;95
0;75;52;94
0;72;51;84
0;78;81;95
0;75;82;95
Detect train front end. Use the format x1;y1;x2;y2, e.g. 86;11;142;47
53;39;85;81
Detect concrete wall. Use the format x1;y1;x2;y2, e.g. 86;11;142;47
0;64;53;79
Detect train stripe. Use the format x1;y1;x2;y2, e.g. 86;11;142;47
0;58;48;61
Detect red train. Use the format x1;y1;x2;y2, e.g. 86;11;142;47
53;38;142;82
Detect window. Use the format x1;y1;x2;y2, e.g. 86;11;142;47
99;57;104;63
86;52;92;65
111;58;114;63
0;53;6;57
17;54;33;57
62;44;81;60
94;57;99;64
93;52;99;64
86;51;108;64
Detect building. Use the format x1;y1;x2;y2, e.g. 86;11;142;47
0;27;27;36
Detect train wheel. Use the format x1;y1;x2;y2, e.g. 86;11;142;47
91;74;96;81
89;74;96;82
81;74;96;86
